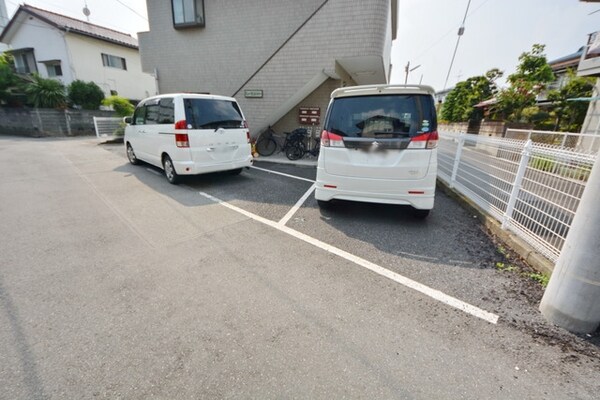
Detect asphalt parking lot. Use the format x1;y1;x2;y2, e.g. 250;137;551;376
1;136;598;399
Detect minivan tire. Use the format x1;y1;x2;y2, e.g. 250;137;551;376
228;168;243;175
317;199;332;210
411;208;430;219
126;143;140;165
162;155;180;184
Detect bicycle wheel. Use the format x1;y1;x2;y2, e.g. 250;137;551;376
256;137;277;156
286;141;306;160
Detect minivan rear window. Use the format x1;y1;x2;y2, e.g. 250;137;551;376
184;99;244;129
325;94;437;138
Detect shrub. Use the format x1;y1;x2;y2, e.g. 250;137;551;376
25;73;67;108
68;80;105;109
102;95;134;117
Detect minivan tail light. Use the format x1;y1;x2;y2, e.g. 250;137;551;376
175;120;187;130
407;131;438;149
321;130;344;148
244;121;250;143
175;133;189;148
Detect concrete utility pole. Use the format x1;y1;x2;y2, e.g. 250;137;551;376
540;150;600;333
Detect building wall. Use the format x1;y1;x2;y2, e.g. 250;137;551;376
139;0;392;135
5;17;74;83
65;34;156;101
271;78;340;136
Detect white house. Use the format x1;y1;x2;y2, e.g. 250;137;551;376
0;4;156;101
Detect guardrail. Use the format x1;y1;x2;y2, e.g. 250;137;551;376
438;132;597;263
93;117;122;139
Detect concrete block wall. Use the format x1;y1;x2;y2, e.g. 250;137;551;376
0;108;115;137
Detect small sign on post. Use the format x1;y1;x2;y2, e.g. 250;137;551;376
298;107;320;125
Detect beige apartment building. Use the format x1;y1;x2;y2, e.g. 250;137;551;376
138;0;397;136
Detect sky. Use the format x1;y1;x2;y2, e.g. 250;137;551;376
3;0;600;92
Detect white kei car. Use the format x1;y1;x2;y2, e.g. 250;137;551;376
315;84;438;218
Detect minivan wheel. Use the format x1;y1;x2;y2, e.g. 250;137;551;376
162;155;180;184
411;209;430;219
317;199;332;210
126;143;139;165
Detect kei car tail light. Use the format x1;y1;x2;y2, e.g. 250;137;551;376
321;130;344;148
175;133;189;148
407;131;438;149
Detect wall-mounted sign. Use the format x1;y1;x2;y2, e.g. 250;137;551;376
244;89;263;98
298;107;320;125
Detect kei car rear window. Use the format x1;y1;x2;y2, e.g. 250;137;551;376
324;94;437;138
184;99;244;129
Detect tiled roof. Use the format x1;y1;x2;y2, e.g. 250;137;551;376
5;4;138;49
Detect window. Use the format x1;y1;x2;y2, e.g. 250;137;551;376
183;98;244;129
133;105;146;125
101;53;127;70
12;51;37;74
158;98;175;124
144;101;160;125
325;95;437;138
172;0;205;28
45;63;62;77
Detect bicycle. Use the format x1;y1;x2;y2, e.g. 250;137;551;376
255;127;308;158
285;134;320;160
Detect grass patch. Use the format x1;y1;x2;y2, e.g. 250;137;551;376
495;262;517;272
525;272;550;288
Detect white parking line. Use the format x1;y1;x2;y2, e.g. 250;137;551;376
278;183;316;226
198;191;499;325
251;165;315;183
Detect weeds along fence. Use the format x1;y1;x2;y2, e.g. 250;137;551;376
438;132;597;263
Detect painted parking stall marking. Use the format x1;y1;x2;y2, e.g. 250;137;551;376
278;183;316;226
198;191;500;325
251;165;315;183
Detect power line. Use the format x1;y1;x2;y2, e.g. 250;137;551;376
412;0;493;63
443;0;472;90
114;0;148;21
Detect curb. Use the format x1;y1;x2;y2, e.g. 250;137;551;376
436;178;554;276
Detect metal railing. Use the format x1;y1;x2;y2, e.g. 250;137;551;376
505;128;600;154
438;132;597;263
93;117;122;139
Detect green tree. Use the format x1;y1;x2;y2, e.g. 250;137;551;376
493;44;555;121
101;95;134;117
547;69;595;132
68;80;105;109
25;73;67;108
0;53;22;103
440;68;502;122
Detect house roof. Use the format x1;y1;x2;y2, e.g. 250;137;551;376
548;48;584;71
0;4;138;49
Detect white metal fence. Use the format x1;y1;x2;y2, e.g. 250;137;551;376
93;117;122;139
438;132;597;263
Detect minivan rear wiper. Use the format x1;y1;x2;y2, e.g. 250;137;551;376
197;120;243;130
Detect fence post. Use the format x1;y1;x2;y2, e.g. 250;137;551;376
35;109;44;134
502;139;533;229
450;133;465;189
64;110;72;136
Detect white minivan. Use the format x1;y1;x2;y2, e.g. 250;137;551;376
124;93;253;184
315;84;438;218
